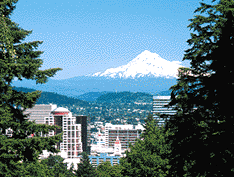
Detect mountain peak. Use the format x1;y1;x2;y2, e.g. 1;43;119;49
91;50;183;79
141;50;152;54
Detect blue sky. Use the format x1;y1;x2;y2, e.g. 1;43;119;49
11;0;201;80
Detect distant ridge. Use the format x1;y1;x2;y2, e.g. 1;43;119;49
13;87;171;104
13;87;89;107
95;91;153;103
75;91;113;102
95;90;171;103
12;76;176;97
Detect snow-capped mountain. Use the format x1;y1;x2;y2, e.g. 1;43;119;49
13;50;181;97
91;50;183;79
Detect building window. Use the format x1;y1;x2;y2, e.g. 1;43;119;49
99;158;104;164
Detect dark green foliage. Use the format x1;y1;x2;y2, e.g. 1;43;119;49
40;155;75;177
119;113;171;177
23;161;54;177
165;0;234;176
75;152;97;177
96;161;123;177
0;0;62;176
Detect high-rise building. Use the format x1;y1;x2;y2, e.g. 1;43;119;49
44;107;83;159
153;96;176;127
25;104;83;159
76;116;91;155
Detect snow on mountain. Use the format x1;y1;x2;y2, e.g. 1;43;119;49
91;50;183;79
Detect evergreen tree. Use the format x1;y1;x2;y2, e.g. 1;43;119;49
75;152;97;177
23;160;54;177
40;155;75;177
96;161;123;177
165;0;234;176
119;113;171;177
0;0;62;176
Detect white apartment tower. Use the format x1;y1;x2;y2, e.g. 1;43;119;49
44;107;83;158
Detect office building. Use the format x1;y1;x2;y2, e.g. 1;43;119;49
76;116;91;155
153;96;176;127
105;123;144;150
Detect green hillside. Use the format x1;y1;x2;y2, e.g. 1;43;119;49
95;91;153;103
13;87;90;107
95;90;171;103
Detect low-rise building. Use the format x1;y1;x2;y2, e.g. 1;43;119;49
89;153;121;168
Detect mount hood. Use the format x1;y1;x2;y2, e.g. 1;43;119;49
91;50;183;79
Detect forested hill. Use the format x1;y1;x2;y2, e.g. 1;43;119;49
13;87;171;107
95;91;170;103
95;91;151;103
13;87;90;107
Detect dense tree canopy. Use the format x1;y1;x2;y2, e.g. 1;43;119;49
119;114;171;177
165;0;234;176
0;0;62;176
96;161;123;177
40;155;75;177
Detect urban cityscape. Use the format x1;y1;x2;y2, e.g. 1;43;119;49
5;95;175;170
1;0;233;176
